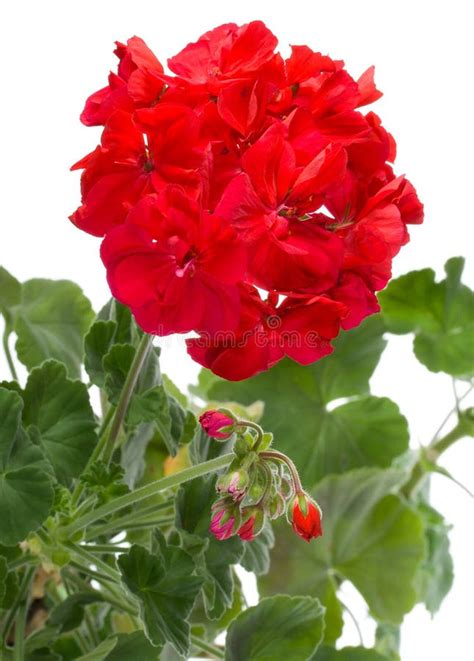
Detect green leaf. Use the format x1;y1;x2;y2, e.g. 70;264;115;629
81;461;129;503
105;631;159;660
97;299;134;345
0;266;21;327
375;623;401;661
379;257;474;377
415;502;454;614
14;278;94;378
312;647;389;661
84;320;117;387
203;317;405;486
22;361;97;484
0;388;54;545
175;475;244;620
0;554;19;610
117;533;203;656
260;468;426;625
225;595;324;661
49;592;105;632
240;523;275;576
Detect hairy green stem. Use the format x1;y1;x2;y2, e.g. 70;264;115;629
102;333;154;464
1;565;35;645
2;329;18;381
63;569;137;616
191;635;225;659
13;600;28;661
80;544;131;554
62;453;233;538
402;417;472;497
71;334;152;508
260;450;303;492
65;542;121;583
238;420;264;450
84;499;174;539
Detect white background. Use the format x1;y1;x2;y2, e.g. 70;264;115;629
0;1;473;659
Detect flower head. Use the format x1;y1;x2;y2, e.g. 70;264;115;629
72;21;423;380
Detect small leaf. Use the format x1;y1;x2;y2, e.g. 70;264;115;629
49;592;105;632
105;631;159;660
14;278;94;378
225;595;325;661
84;320;117;387
415;502;454;614
118;533;203;656
0;388;54;545
22;361;97;484
379;258;474;378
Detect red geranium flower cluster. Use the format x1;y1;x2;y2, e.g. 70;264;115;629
71;21;423;380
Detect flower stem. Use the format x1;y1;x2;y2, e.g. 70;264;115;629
102;333;154;464
0;565;35;643
260;450;303;492
61;453;233;538
2;329;18;381
191;635;225;659
70;334;153;508
13;596;29;661
237;420;264;450
79;544;131;554
402;416;473;497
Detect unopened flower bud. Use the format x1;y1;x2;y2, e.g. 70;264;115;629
199;410;236;440
209;498;241;541
290;492;322;542
216;469;249;501
237;508;265;542
267;492;286;519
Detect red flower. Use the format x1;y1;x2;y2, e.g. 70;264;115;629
216;123;346;293
199;410;235;440
291;494;323;542
71;21;424;380
187;286;347;380
168;21;278;90
100;187;246;335
71;107;207;237
80;37;165;127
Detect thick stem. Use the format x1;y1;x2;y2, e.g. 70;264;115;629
71;334;153;508
402;418;472;497
13;601;28;661
191;635;225;659
0;565;35;643
102;333;154;464
61;453;233;538
260;450;303;493
2;329;18;381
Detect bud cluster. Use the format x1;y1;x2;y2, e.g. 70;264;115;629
199;409;323;543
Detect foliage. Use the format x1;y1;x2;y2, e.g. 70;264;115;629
0;258;472;658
